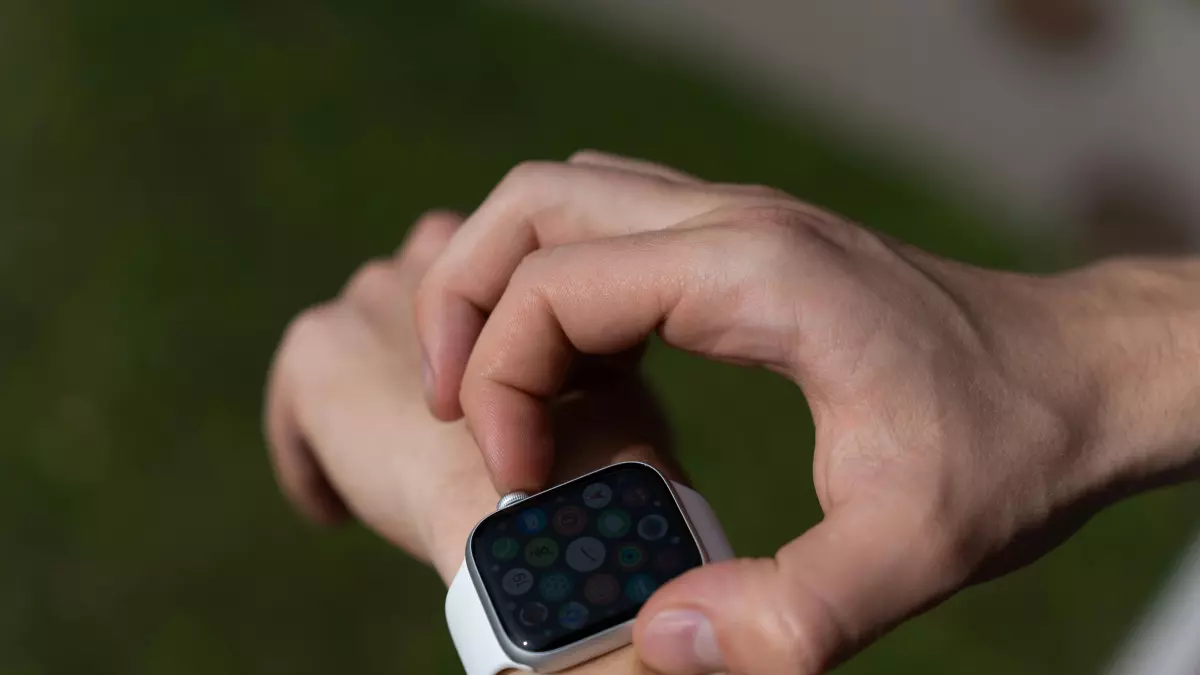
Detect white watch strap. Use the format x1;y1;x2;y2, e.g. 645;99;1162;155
671;482;734;563
445;480;730;675
447;561;532;675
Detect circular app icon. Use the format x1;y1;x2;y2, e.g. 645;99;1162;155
558;601;590;631
596;509;631;538
525;537;559;567
539;573;573;602
615;543;645;570
552;506;587;536
654;547;683;573
518;602;549;626
583;573;621;605
625;573;658;603
516;508;547;535
622;485;651;508
637;514;669;541
492;537;520;561
565;536;606;572
582;483;613;509
502;568;535;596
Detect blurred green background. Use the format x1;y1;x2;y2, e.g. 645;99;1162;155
2;2;1198;674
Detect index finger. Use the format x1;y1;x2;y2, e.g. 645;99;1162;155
460;224;795;492
415;158;733;420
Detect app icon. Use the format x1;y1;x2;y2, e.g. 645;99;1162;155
553;505;587;536
516;508;547;535
492;537;519;561
637;514;669;541
539;573;573;602
565;536;606;572
616;543;645;570
558;601;590;631
525;537;559;567
597;509;631;538
654;547;682;573
625;574;658;603
583;573;621;605
582;483;613;509
518;602;549;626
502;568;535;596
622;485;650;508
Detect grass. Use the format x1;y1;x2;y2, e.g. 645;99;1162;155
1;1;1196;673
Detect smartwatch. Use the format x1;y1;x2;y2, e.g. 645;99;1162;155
445;461;733;674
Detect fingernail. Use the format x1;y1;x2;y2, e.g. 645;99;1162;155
642;610;724;673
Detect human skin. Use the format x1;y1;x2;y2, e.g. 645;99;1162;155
413;151;1200;674
264;211;675;675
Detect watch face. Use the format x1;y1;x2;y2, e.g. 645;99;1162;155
469;462;704;653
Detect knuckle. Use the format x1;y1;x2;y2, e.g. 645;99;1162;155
566;148;606;164
508;248;557;294
283;304;335;345
342;258;397;306
745;205;821;240
274;303;362;402
718;207;814;268
501;160;560;191
414;252;449;301
398;209;462;261
727;204;854;268
277;304;339;368
726;205;795;240
733;183;792;200
413;208;461;229
489;161;567;219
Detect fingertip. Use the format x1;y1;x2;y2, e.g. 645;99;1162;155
636;608;722;675
635;562;741;675
637;558;833;675
635;559;748;638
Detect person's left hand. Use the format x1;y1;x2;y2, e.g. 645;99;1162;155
263;210;680;582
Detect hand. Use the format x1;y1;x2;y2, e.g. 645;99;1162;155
263;210;681;585
415;152;1200;674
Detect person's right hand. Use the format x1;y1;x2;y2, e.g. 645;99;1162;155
415;152;1200;674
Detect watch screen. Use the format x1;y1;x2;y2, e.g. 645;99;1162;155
469;462;704;653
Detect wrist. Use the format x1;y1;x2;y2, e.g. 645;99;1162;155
1058;258;1200;493
421;469;499;584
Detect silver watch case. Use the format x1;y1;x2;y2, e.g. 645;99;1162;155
463;461;712;673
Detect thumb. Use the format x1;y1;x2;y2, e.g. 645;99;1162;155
635;503;962;675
